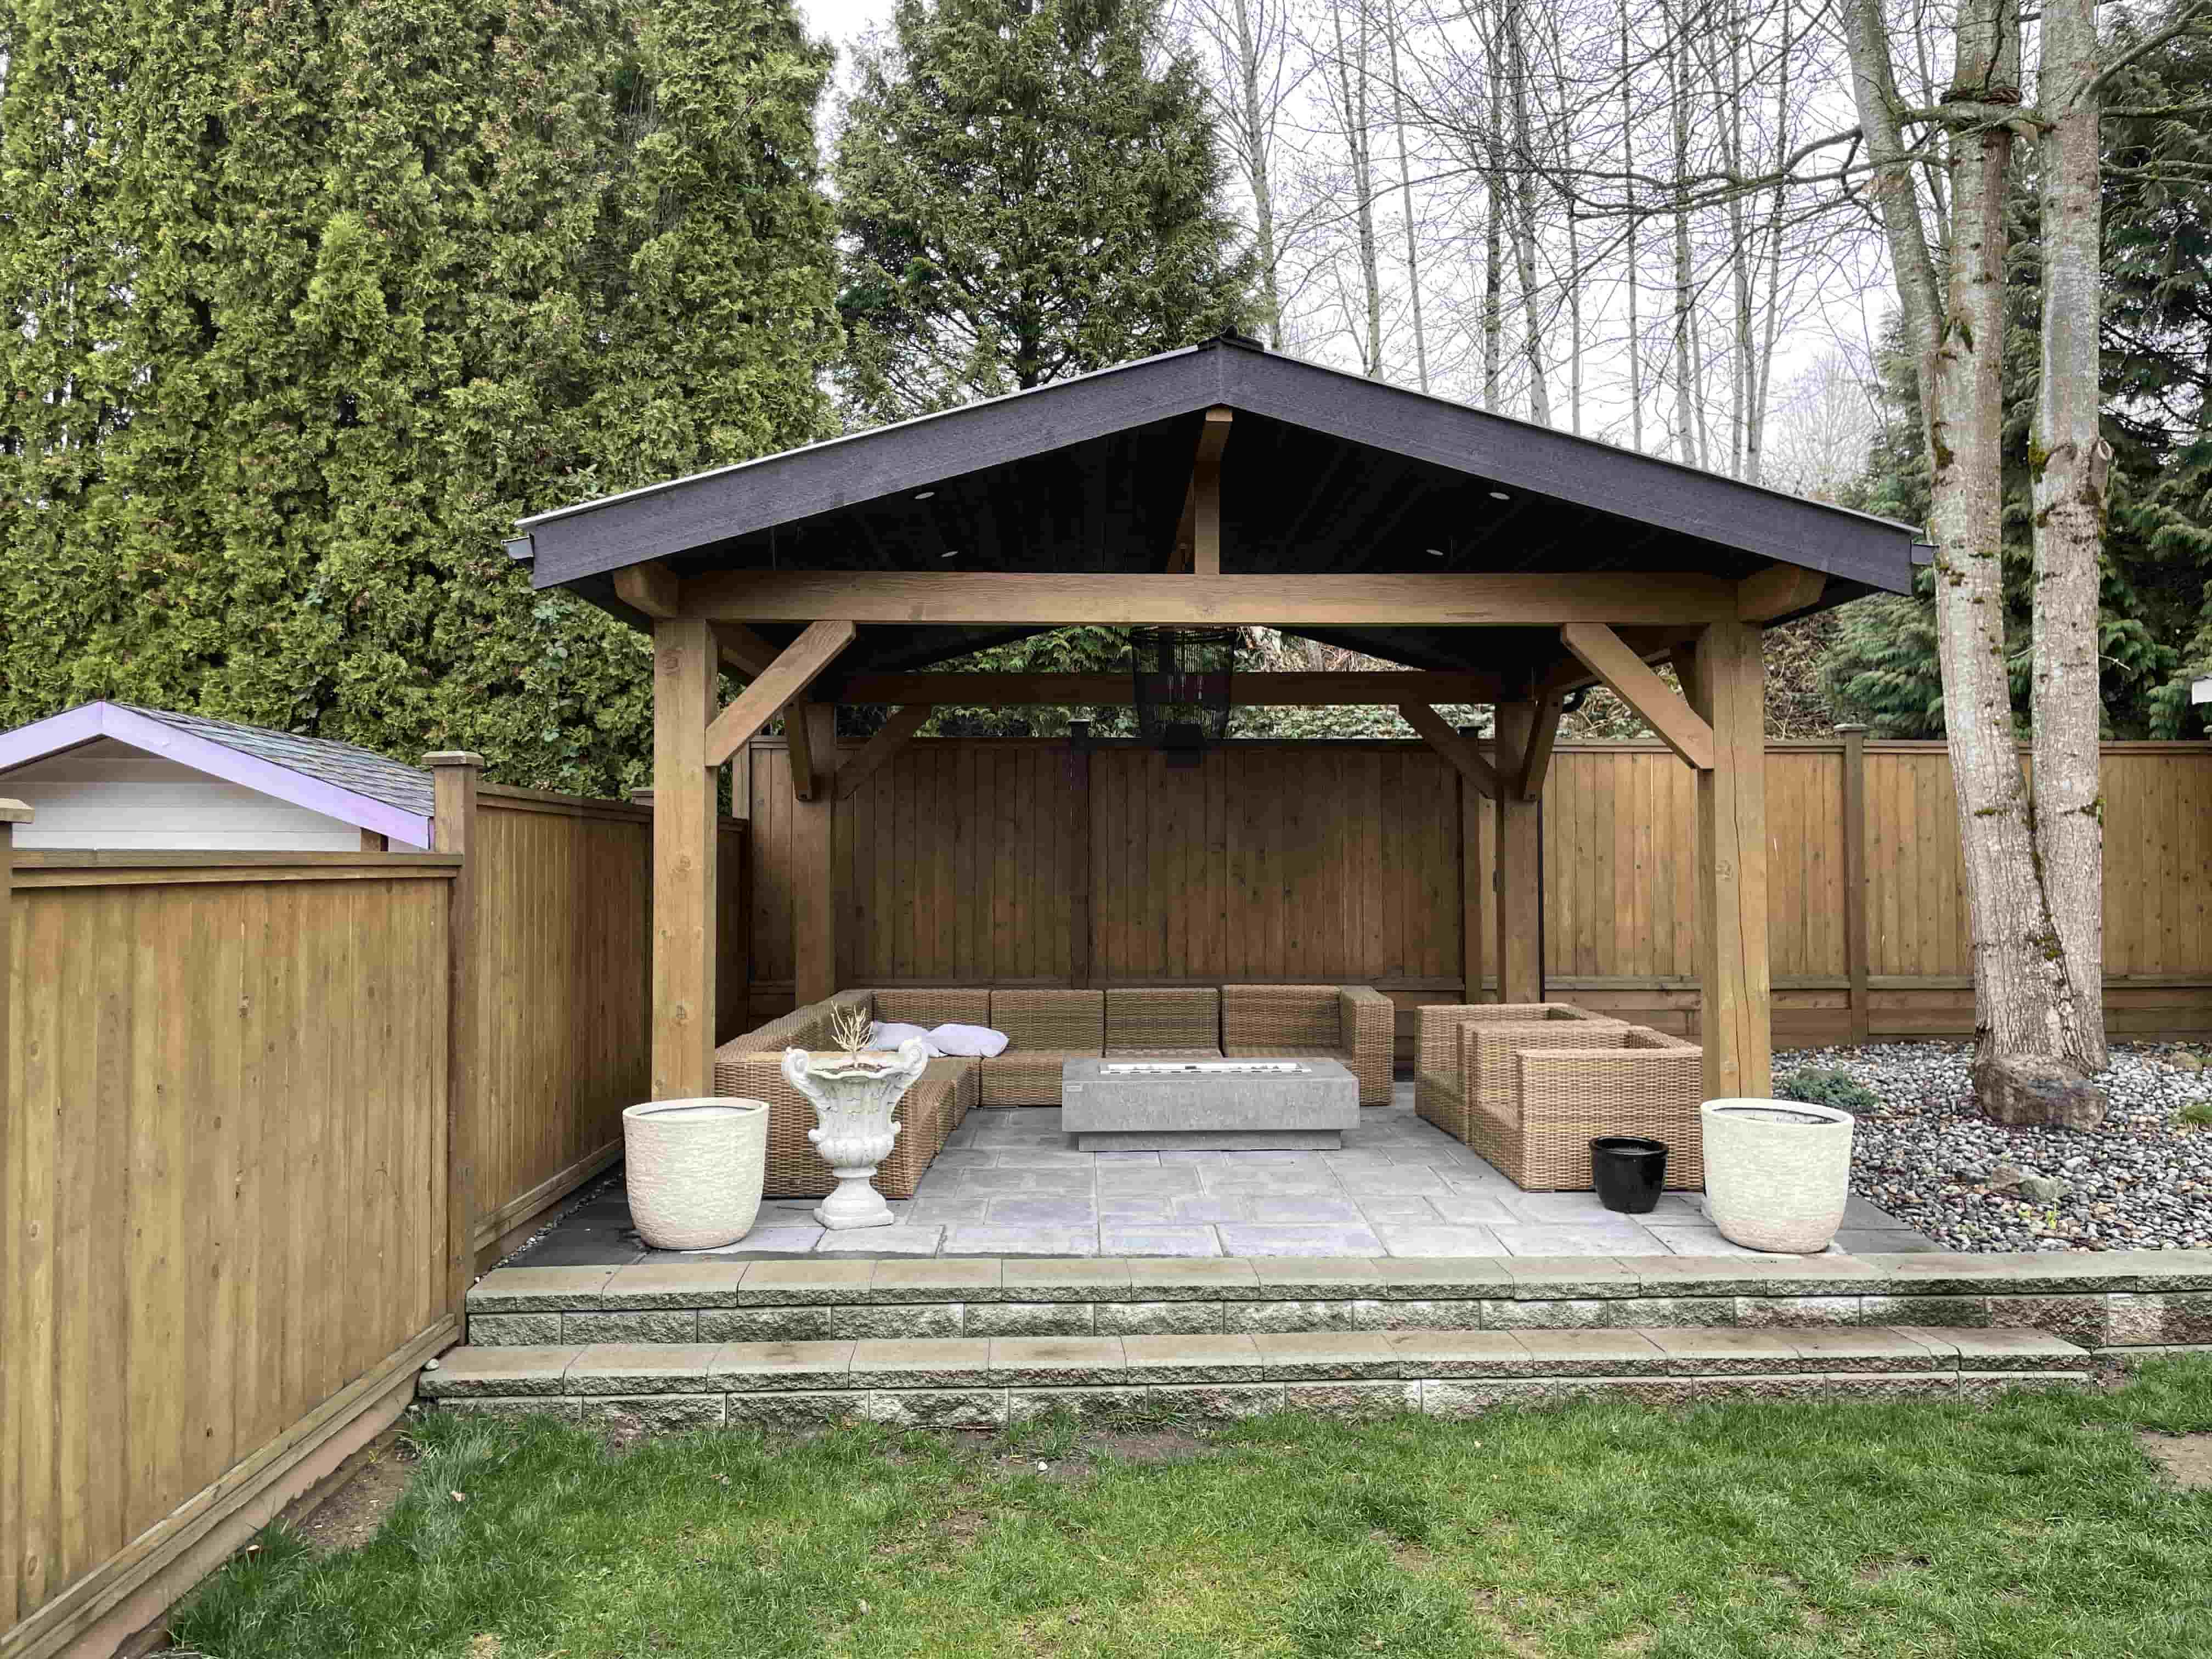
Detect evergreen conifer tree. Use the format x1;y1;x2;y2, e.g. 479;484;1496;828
832;0;1255;422
0;0;841;793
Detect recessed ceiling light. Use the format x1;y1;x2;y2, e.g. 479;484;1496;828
1425;548;1446;557
1489;490;1511;501
940;549;959;558
913;489;936;500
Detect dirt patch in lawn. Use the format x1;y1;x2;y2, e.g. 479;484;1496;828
292;1429;416;1556
2138;1432;2212;1489
1081;1428;1211;1464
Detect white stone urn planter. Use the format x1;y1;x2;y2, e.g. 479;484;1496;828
1701;1097;1856;1254
781;1039;932;1231
622;1098;769;1250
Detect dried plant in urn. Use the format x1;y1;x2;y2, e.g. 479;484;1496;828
782;1008;931;1231
829;1001;876;1058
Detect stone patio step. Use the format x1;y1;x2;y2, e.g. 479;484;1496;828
462;1248;2212;1351
420;1324;2091;1427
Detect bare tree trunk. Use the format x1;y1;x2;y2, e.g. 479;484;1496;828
2030;0;2111;1068
1385;0;1429;390
1723;6;1752;476
1843;0;2101;1113
1668;9;1697;464
1567;208;1583;433
1622;0;1644;450
1333;3;1384;376
1231;0;1284;346
1506;0;1553;424
1483;17;1504;408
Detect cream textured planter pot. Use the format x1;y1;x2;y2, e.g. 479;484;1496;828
1700;1097;1856;1254
622;1098;768;1251
781;1039;933;1231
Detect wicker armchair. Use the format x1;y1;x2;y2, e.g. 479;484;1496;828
1221;984;1393;1106
1414;1003;1622;1143
709;991;961;1199
1104;986;1223;1058
981;989;1106;1105
1468;1025;1706;1192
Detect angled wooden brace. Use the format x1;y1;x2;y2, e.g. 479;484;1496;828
1558;623;1715;770
1398;702;1503;798
702;620;857;768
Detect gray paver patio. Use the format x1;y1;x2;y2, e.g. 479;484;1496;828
509;1082;1937;1263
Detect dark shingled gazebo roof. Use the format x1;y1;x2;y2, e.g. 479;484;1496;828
509;333;1920;696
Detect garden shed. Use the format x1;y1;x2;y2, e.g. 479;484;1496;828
0;701;435;851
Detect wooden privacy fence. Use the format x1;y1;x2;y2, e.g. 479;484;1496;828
0;778;747;1659
743;733;2212;1049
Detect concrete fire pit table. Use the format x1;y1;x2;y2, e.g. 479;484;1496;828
1059;1056;1361;1150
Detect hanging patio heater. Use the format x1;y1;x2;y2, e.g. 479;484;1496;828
1129;627;1237;768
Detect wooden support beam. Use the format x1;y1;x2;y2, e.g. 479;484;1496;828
1559;622;1717;771
1064;733;1094;988
425;753;482;1339
1690;620;1771;1099
701;618;857;767
1492;703;1544;1004
1170;405;1234;574
785;698;820;801
836;705;933;799
1519;695;1565;800
713;622;781;678
1397;703;1502;799
834;670;1500;707
1737;561;1827;620
612;559;682;619
1839;723;1872;1044
651;618;718;1098
678;571;1742;628
1462;776;1485;1004
791;702;840;1006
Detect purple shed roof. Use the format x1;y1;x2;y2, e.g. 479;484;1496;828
0;702;436;848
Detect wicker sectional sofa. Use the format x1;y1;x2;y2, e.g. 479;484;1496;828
713;983;1396;1198
1414;1002;1706;1191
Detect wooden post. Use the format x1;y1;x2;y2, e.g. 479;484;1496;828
652;618;719;1097
1838;723;1872;1044
1492;703;1544;1004
1;799;27;1149
792;701;839;1006
1688;622;1772;1098
425;754;481;1334
1460;761;1485;1005
1065;724;1093;988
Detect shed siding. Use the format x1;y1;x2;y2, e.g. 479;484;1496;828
1;739;366;850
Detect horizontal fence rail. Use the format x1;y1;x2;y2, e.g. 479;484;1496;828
742;736;2212;1050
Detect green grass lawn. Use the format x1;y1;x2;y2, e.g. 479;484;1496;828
170;1362;2212;1659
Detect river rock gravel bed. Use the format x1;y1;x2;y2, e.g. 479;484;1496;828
1779;1041;2212;1252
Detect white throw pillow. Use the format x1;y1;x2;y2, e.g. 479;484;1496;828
928;1022;1009;1058
868;1020;945;1056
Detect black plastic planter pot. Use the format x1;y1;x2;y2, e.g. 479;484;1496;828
1591;1136;1669;1214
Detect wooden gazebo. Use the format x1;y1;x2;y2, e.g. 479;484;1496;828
506;335;1917;1106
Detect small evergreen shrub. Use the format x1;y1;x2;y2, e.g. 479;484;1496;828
1773;1066;1881;1114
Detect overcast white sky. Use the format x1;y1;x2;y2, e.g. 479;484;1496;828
803;0;891;53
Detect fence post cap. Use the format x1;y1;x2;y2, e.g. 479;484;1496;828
421;751;486;769
0;798;31;823
630;789;656;805
1832;724;1869;734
